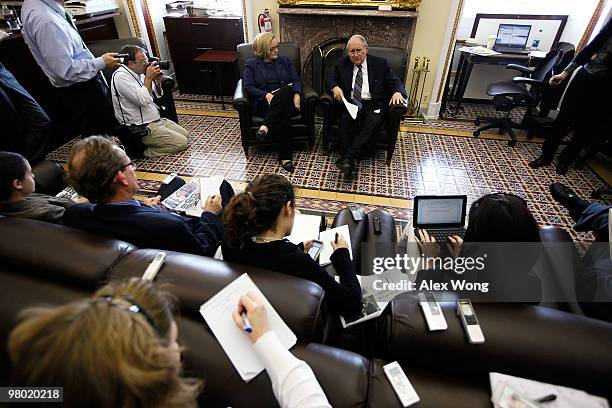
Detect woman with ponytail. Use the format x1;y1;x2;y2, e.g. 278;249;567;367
223;174;362;315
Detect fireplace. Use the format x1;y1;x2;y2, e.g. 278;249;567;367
278;7;418;76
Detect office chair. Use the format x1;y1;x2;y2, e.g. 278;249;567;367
474;42;575;146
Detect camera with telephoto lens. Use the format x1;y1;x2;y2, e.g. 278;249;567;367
149;56;170;70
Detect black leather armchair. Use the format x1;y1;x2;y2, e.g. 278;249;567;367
86;37;179;124
474;42;574;146
232;42;319;157
320;46;408;165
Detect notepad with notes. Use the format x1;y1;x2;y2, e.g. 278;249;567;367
318;224;353;266
199;274;297;382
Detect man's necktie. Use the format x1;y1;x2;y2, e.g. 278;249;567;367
352;64;363;110
64;10;77;31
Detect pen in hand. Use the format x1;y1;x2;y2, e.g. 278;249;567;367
335;232;338;244
241;312;252;333
535;394;557;403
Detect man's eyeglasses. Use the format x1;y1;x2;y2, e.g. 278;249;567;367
118;161;136;172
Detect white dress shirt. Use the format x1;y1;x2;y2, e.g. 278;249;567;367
111;66;162;126
350;57;371;100
21;0;105;88
253;331;331;408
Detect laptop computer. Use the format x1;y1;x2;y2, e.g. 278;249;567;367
413;195;468;242
493;24;532;54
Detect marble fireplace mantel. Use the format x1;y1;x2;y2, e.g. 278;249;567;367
278;7;419;73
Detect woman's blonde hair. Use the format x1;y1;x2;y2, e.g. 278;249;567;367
8;278;201;408
253;32;275;59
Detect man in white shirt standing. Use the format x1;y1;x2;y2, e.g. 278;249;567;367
111;45;189;158
21;0;121;139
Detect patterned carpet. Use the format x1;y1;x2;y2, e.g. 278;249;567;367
47;109;611;242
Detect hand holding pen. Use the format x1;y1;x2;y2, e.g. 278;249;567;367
232;292;271;343
331;232;349;251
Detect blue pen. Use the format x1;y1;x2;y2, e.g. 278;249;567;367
241;312;253;333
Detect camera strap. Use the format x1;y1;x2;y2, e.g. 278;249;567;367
111;65;145;126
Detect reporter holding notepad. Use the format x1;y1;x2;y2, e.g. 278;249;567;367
222;174;362;316
8;278;331;407
233;292;331;408
243;32;302;173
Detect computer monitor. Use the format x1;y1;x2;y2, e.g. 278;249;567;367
413;195;467;229
495;24;532;48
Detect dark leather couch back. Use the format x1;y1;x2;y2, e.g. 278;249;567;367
0;217;378;407
237;42;301;77
386;293;612;401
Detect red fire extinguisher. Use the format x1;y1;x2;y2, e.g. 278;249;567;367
258;9;272;33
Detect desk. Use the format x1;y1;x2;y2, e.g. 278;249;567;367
194;50;238;109
441;50;538;118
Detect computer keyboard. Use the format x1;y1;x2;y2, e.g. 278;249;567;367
414;228;466;242
493;47;530;54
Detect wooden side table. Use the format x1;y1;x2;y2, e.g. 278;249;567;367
193;50;238;109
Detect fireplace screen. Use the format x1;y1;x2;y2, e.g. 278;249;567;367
277;0;421;11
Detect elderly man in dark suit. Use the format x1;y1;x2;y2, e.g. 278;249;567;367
328;34;407;179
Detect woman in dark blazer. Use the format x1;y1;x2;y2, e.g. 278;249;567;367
243;32;302;173
222;174;362;316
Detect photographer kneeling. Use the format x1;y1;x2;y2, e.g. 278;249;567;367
111;45;189;158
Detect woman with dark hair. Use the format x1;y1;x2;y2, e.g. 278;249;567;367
416;193;542;302
222;174;362;315
243;32;302;173
9;278;331;407
0;151;75;223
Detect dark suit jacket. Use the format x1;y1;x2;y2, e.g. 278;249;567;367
570;17;612;71
243;56;302;113
64;201;223;257
327;54;406;112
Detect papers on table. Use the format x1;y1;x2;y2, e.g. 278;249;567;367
336;275;386;328
361;268;411;303
489;372;610;408
184;176;223;217
319;224;353;266
458;46;501;56
55;186;84;202
528;50;547;59
341;95;359;119
199;274;297;382
286;214;321;245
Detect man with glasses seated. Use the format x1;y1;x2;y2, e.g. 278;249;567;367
63;136;233;257
112;45;189;158
328;34;407;179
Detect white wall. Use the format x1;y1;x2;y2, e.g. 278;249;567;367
456;0;600;99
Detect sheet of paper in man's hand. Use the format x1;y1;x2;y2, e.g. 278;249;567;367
342;96;358;119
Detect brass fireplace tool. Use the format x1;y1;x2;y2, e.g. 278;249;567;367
406;56;430;121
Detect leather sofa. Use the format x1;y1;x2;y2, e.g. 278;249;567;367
381;293;612;403
1;216;611;406
0;216;402;407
